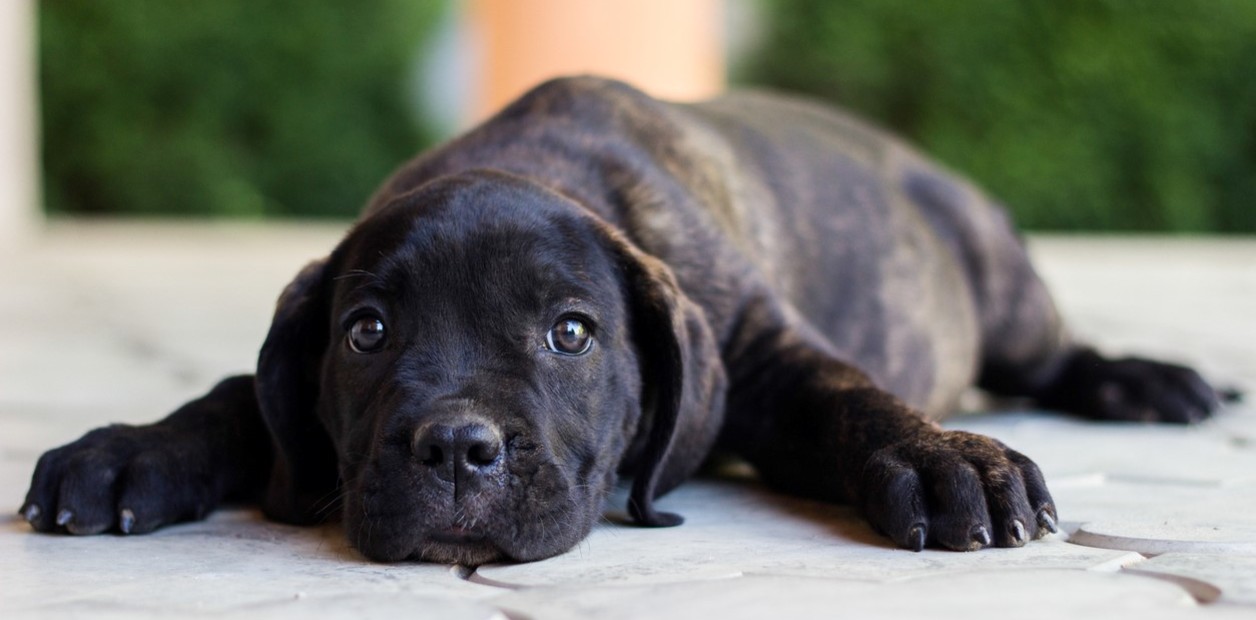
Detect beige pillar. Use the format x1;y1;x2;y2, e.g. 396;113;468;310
465;0;725;124
0;0;40;248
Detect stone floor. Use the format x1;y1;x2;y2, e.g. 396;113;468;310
1;221;1253;619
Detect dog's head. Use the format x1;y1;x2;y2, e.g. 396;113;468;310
254;170;724;564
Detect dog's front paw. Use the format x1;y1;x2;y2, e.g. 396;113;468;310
20;424;219;535
860;429;1057;552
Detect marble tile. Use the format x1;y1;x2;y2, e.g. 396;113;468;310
1047;477;1256;533
491;571;1231;620
945;408;1256;487
1127;554;1256;607
1070;520;1256;556
0;511;514;618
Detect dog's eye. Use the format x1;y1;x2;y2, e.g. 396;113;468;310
347;316;387;353
546;317;593;356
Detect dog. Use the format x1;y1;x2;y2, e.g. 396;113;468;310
20;76;1223;564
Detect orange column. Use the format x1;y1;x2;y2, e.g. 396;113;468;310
466;0;725;124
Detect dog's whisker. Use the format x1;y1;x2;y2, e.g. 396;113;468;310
332;269;382;284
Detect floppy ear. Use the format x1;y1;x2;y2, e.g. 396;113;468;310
599;227;727;527
255;258;339;524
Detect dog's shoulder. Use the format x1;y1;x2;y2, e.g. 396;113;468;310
365;76;692;217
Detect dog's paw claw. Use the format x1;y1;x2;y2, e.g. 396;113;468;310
55;509;73;527
970;525;992;550
908;524;926;552
1037;508;1058;535
21;503;40;524
119;509;136;535
1008;519;1027;546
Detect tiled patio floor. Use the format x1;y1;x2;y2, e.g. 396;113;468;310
1;222;1253;619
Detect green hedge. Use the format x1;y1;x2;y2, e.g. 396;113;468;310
745;0;1256;232
40;1;441;217
42;1;1256;230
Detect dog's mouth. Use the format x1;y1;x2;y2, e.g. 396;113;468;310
343;443;608;565
412;528;504;565
429;526;486;545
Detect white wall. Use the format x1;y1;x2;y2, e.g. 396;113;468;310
0;0;39;248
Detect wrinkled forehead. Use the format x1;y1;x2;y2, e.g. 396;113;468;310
330;176;624;310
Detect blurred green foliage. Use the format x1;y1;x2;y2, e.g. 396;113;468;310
745;0;1256;232
40;1;441;217
41;1;1256;230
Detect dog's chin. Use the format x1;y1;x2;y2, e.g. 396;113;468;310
410;538;506;566
353;528;509;565
344;465;611;565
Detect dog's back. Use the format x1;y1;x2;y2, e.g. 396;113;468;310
677;91;994;415
371;76;1055;416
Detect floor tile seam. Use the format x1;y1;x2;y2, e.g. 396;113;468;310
1118;567;1224;605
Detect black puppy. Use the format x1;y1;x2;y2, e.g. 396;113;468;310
21;77;1222;564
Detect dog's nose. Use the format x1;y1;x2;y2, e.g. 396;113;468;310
412;417;504;483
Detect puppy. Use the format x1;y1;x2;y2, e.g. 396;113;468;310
21;77;1222;564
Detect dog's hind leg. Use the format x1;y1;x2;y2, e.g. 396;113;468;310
964;203;1222;423
19;375;273;535
900;165;1222;423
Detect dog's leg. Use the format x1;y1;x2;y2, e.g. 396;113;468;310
969;212;1222;423
721;312;1057;551
902;168;1223;423
19;375;272;535
1040;350;1226;422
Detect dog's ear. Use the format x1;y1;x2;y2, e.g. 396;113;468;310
255;258;339;524
598;226;727;527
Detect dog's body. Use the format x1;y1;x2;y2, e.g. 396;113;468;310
22;77;1220;564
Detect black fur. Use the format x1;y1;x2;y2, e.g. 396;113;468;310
21;77;1223;562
